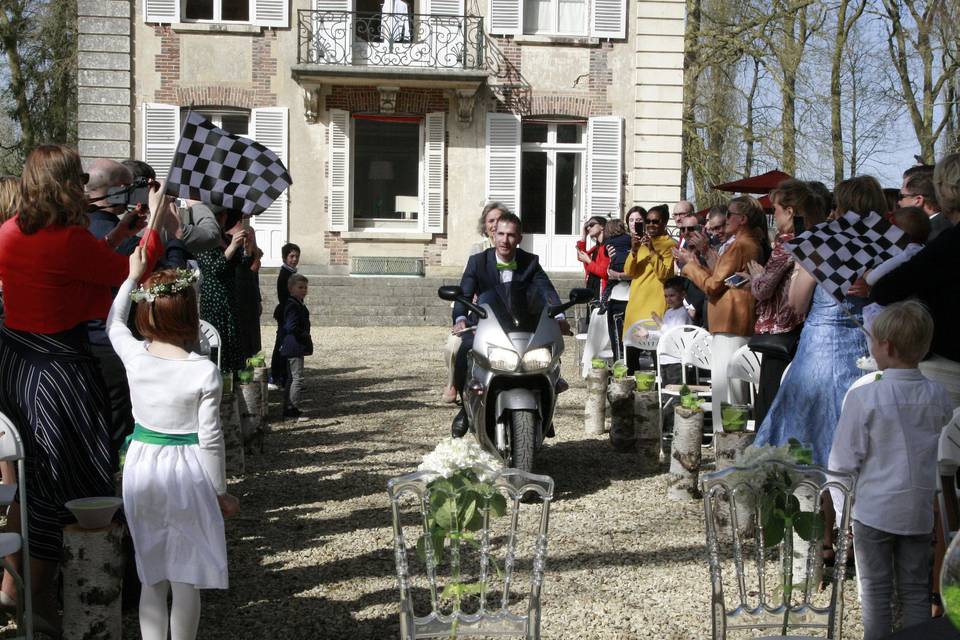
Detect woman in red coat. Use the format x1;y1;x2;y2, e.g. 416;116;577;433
576;215;610;321
0;145;161;625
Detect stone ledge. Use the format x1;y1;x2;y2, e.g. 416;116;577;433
171;22;261;34
339;232;433;242
514;34;599;47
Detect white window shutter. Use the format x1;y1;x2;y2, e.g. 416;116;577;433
590;0;626;39
313;0;353;64
141;103;180;175
250;107;289;267
485;112;520;214
425;0;462;14
423;112;446;233
328;109;350;231
144;0;178;23
587;116;623;218
488;0;520;35
254;0;289;27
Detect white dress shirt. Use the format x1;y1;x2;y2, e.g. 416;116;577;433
829;368;954;535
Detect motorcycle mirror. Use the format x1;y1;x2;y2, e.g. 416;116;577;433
438;285;464;301
568;287;594;304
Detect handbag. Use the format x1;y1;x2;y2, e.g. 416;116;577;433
748;331;800;358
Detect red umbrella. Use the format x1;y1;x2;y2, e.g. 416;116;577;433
696;194;773;218
713;169;792;194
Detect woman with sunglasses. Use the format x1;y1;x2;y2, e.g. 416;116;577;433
677;195;763;432
618;204;676;371
0;145;165;630
576;215;610;303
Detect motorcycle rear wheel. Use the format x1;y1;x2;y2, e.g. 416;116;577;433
510;409;537;473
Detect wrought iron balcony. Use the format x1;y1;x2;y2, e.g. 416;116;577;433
297;9;485;70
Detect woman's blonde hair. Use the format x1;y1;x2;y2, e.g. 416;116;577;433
0;176;21;223
18;144;88;235
934;153;960;216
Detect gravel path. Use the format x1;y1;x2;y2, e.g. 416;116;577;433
121;326;865;639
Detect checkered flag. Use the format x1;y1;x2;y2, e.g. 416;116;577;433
784;211;913;303
165;112;292;216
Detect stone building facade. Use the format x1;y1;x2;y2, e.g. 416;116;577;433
78;0;685;273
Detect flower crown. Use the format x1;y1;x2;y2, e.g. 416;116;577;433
130;269;199;303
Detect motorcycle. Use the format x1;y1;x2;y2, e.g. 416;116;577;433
438;283;593;471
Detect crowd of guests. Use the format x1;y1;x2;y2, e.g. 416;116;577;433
571;154;960;638
0;144;300;638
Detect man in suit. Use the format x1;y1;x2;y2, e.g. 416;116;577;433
450;211;569;437
900;164;951;241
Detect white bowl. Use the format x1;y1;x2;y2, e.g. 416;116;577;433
65;497;123;529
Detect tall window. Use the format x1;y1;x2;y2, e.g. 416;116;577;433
184;0;250;22
352;118;421;225
520;121;584;236
523;0;587;35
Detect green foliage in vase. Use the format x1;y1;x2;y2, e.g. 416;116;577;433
678;384;702;411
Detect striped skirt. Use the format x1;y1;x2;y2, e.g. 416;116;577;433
0;325;116;561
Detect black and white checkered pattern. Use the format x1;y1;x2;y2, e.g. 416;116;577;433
784;211;913;302
165;112;292;216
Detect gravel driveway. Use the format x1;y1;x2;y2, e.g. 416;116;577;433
122;326;865;639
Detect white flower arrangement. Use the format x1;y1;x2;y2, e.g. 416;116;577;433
418;437;502;482
130;268;199;303
856;355;878;371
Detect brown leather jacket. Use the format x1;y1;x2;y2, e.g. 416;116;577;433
681;229;760;336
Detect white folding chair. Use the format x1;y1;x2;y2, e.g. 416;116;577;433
199;320;222;372
726;345;761;407
623;319;661;353
0;413;33;639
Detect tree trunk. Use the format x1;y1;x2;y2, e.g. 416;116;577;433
584;367;609;435
668;407;702;500
220;391;245;477
633;389;660;470
62;522;124;640
0;5;33;153
253;366;270;422
714;431;755;471
607;376;636;452
830;0;849;186
238;382;262;444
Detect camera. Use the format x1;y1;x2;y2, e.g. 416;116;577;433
105;177;151;209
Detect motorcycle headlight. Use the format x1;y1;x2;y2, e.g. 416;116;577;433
487;346;519;372
521;347;553;372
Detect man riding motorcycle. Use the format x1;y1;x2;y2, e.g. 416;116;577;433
450;211;570;438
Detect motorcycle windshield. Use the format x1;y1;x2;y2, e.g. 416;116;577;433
478;282;547;334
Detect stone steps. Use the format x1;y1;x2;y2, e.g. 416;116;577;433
257;270;586;327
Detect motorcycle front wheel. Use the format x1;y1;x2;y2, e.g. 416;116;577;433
509;409;537;473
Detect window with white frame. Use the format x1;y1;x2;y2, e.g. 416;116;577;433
144;0;288;27
520;120;585;235
523;0;587;36
489;0;625;39
327;109;446;233
193;108;250;135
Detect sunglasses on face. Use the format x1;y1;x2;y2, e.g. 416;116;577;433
644;218;663;225
679;225;700;233
898;192;919;200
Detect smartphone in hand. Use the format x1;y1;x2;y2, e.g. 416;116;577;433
724;273;748;288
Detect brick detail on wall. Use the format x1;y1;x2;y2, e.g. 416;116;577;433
424;235;447;267
154;26;180;104
153;27;277;108
587;41;614;115
325;86;448;115
324;232;349;266
527;94;593;118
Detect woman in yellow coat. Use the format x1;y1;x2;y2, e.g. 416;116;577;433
609;205;676;371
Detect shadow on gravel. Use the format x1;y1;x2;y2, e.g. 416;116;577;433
537;437;666;501
547;545;706;572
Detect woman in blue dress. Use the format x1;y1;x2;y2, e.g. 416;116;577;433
753;176;888;466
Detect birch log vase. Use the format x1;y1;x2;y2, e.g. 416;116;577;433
221;390;245;477
252;366;270;424
62;522;124;640
584;367;609;435
713;431;756;535
607;376;636;452
668;406;703;500
633;389;660;470
238;381;262;443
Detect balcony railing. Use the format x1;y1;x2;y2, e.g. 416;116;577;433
297;10;485;70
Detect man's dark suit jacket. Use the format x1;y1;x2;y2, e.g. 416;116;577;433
452;247;562;324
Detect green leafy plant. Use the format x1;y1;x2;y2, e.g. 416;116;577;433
635;372;655;391
246;352;267;368
237;367;254;384
611;360;629;380
591;357;608;370
721;405;749;432
678;384;702;411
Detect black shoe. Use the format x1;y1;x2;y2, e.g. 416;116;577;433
451;408;468;438
545;422;556;438
283;406;302;418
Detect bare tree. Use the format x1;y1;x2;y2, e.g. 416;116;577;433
830;0;867;183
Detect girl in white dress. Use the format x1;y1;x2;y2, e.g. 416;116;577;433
108;247;239;640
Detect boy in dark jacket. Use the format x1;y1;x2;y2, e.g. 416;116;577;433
277;273;312;418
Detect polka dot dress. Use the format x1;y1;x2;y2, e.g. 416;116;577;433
197;247;243;374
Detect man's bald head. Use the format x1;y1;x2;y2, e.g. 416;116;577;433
86;158;133;201
672;199;694;225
